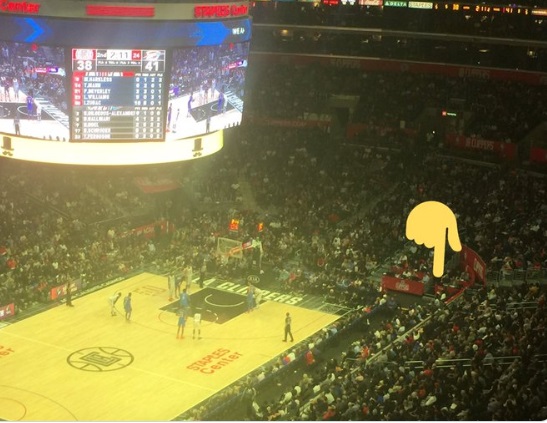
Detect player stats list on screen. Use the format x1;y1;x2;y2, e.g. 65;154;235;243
71;48;165;141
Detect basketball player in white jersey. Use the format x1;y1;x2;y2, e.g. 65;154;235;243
193;311;202;339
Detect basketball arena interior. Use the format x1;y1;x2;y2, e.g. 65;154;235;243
0;0;546;420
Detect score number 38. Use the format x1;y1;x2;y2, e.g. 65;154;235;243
74;60;94;71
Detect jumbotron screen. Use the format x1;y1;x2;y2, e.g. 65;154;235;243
1;42;250;143
167;42;249;141
0;13;251;146
0;41;69;142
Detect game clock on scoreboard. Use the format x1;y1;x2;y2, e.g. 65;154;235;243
71;48;166;141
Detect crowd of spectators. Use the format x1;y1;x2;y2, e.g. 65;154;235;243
1;123;545;420
192;122;546;293
143;116;544;419
251;28;546;72
9;163;151;225
362;153;547;286
159;114;544;418
0;50;546;421
251;282;546;421
245;61;547;146
249;1;547;72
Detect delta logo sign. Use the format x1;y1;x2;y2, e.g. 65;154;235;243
0;0;41;14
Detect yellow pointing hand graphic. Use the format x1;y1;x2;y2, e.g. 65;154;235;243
405;201;462;277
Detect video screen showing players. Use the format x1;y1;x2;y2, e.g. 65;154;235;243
0;41;69;141
166;41;249;141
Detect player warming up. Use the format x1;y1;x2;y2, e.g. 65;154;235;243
109;292;122;316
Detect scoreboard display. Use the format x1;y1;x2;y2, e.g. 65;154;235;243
0;11;252;163
71;48;166;141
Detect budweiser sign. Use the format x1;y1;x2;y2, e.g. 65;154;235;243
0;0;41;13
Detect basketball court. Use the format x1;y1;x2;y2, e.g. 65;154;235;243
0;85;70;142
165;89;243;141
0;272;341;421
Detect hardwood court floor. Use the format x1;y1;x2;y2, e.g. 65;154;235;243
0;272;340;421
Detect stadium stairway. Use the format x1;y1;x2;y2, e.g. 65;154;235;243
236;176;263;213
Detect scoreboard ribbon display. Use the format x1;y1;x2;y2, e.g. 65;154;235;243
72;49;166;141
0;15;251;46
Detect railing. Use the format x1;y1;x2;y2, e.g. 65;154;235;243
486;267;547;284
406;353;547;370
501;301;540;311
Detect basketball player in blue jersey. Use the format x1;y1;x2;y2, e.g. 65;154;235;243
179;288;190;316
217;92;225;115
187;92;194;117
177;310;186;339
26;94;34;118
124;293;132;321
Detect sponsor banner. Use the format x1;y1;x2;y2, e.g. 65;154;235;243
0;303;15;320
134;177;180;194
121;220;175;239
384;0;407;6
86;5;154;17
194;4;248;19
0;0;249;21
445;134;517;160
460;245;486;284
381;275;424;296
250;53;547;85
530;147;547;164
0;0;40;14
187;348;242;374
359;0;383;4
408;1;433;8
50;279;82;301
